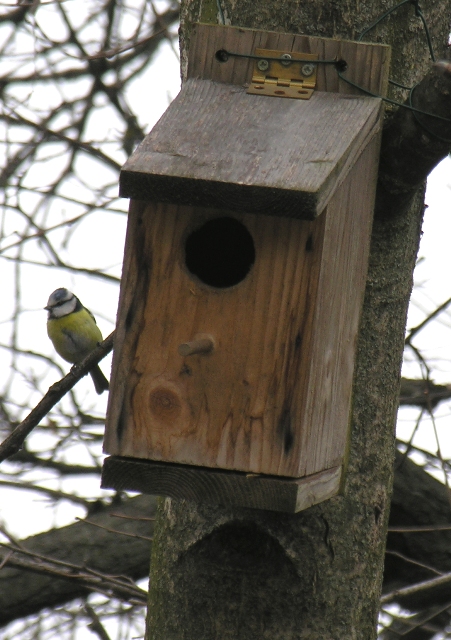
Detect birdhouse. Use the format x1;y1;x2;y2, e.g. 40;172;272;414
102;24;390;512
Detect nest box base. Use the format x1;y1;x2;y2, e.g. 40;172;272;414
101;456;342;513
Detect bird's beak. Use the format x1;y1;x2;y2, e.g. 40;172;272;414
44;305;51;311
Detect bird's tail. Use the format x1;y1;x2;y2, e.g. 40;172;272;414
90;365;110;395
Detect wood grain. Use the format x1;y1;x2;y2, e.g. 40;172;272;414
105;137;377;478
103;23;385;509
299;132;381;477
101;456;342;513
105;205;324;476
187;23;390;95
119;24;389;218
120;80;383;219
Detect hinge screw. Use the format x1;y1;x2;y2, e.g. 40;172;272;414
301;63;315;77
257;58;269;71
280;53;292;66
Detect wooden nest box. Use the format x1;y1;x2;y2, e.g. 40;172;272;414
102;24;390;513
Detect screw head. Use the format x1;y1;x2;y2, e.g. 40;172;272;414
301;63;315;77
280;53;292;67
257;58;269;71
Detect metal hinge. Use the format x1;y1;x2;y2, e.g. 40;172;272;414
247;49;318;99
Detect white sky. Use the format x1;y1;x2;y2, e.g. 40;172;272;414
0;25;181;640
0;37;181;540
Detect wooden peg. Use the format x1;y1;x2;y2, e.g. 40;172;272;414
178;334;215;357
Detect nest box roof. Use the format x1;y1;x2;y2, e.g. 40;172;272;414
119;24;390;220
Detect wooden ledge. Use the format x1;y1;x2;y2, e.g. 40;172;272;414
101;456;342;513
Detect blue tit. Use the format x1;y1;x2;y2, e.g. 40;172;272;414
45;288;109;395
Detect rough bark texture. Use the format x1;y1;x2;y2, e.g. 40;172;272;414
144;2;451;639
378;61;451;218
2;456;451;629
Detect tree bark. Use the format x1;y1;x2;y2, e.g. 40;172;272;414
140;2;451;638
2;452;451;630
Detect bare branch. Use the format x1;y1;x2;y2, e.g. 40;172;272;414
0;542;147;605
381;570;451;606
85;605;112;640
377;61;451;219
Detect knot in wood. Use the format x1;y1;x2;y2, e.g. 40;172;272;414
149;387;182;421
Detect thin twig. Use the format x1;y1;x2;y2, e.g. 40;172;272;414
0;540;146;604
381;569;451;605
388;524;451;532
0;480;92;507
428;396;451;511
110;513;156;522
85;605;112;640
385;549;443;576
406;296;451;342
77;517;154;543
87;28;168;60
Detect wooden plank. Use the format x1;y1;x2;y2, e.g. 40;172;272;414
298;132;381;476
101;456;342;513
105;104;379;477
120;80;383;219
104;199;148;449
187;23;390;96
105;129;376;478
119;24;389;218
106;121;380;481
104;24;384;494
104;204;325;477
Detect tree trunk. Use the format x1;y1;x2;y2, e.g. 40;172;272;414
146;2;451;638
2;452;451;629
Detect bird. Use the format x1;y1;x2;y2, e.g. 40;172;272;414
45;288;109;394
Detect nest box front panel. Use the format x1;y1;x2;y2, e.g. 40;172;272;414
105;202;329;477
105;118;377;479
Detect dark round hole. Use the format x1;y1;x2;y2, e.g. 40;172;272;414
215;49;229;63
185;217;255;288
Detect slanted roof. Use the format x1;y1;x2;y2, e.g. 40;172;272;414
119;24;390;220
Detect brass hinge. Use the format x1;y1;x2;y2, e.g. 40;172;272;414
247;49;318;99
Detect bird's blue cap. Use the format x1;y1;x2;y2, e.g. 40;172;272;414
45;288;72;310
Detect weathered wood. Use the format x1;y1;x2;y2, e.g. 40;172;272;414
178;334;215;357
105;203;325;476
301;131;380;476
102;456;342;513
186;24;390;94
104;23;387;511
104;132;379;487
119;24;390;218
120;80;383;219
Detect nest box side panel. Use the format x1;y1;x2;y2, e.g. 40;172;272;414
104;199;149;453
104;203;328;477
297;131;381;478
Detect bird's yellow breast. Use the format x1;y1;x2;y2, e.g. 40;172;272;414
47;307;103;364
